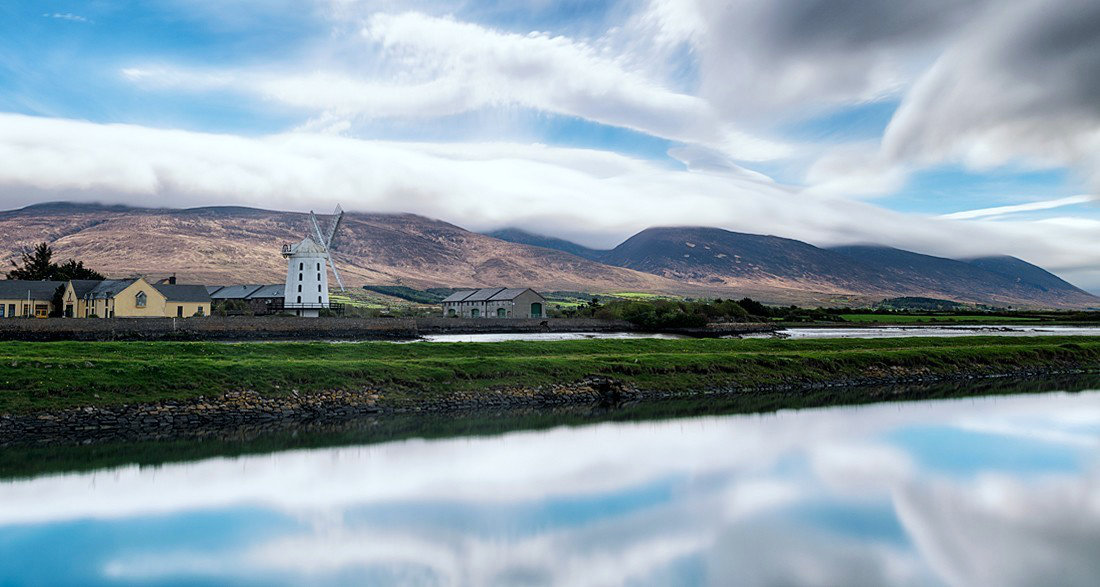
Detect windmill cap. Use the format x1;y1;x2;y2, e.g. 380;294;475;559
288;237;328;255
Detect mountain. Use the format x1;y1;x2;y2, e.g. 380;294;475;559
491;224;1098;308
0;203;681;294
830;246;1098;309
482;228;604;261
3;204;1096;308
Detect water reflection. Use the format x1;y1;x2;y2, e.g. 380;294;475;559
2;390;1099;586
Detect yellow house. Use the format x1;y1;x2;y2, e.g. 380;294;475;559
0;280;65;318
69;277;212;318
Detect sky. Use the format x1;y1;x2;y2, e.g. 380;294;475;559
1;0;1099;291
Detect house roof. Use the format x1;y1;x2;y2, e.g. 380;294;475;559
86;279;138;300
210;284;263;299
247;284;285;299
0;280;65;300
465;287;507;302
68;280;103;298
488;288;542;301
441;290;477;303
153;284;212;303
206;286;225;295
442;287;543;303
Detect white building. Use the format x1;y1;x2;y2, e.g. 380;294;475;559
282;237;330;317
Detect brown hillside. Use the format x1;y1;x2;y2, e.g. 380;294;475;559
0;203;686;294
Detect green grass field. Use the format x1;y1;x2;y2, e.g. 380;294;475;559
1;336;1098;413
839;313;1043;324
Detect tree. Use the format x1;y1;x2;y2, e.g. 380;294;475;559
7;242;104;281
8;243;55;280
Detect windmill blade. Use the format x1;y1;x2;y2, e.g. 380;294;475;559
324;205;344;249
327;255;346;291
308;211;326;246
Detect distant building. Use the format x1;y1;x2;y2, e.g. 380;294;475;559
441;288;546;318
0;280;65;318
65;277;211;318
208;284;287;315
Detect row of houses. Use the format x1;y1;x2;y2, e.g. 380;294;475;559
1;277;549;319
440;288;547;318
0;277;212;318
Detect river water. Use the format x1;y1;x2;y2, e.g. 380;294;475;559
409;325;1100;343
2;381;1099;586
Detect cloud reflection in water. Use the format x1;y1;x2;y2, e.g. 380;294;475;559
1;391;1099;586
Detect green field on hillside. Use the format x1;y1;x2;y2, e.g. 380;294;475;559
838;314;1043;324
1;337;1098;412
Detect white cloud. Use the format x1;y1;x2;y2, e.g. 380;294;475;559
0;112;1099;290
940;195;1099;220
882;0;1100;188
122;11;793;161
42;12;89;23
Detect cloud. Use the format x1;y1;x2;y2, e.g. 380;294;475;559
122;11;793;161
42;12;90;23
0;112;1099;290
940;195;1099;220
633;0;986;120
883;0;1100;187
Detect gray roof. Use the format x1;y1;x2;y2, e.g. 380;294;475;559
247;284;285;299
69;280;103;298
465;287;506;302
206;285;225;295
441;290;477;303
441;287;543;303
488;288;542;301
86;279;137;300
210;284;263;299
154;284;212;303
0;280;64;300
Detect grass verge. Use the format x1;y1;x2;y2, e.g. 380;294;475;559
1;336;1098;413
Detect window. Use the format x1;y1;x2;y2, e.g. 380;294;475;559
317;284;321;292
135;291;147;308
9;303;15;317
447;308;456;317
297;296;302;303
317;296;322;303
316;263;321;271
196;306;205;316
299;273;303;281
317;273;321;281
177;306;183;317
470;308;480;318
297;284;302;292
299;262;303;270
0;305;5;318
497;308;506;318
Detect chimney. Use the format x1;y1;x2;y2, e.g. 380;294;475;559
169;274;176;285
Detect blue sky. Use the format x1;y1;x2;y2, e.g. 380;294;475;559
1;0;1099;289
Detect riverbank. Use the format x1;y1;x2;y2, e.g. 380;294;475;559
0;315;776;341
2;336;1099;446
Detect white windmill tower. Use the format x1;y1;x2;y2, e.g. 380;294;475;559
282;205;346;317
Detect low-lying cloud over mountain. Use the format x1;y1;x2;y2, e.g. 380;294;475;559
4;203;1096;309
2;1;1099;291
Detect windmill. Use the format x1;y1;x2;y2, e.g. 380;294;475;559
309;204;346;292
281;205;346;317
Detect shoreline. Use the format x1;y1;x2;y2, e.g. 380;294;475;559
4;364;1098;447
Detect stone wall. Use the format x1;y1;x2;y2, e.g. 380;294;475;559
0;316;642;341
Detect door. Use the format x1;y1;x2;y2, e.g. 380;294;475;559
530;302;542;318
65;304;73;318
497;308;506;318
470;308;480;318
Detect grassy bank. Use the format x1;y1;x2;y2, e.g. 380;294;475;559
1;336;1099;413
